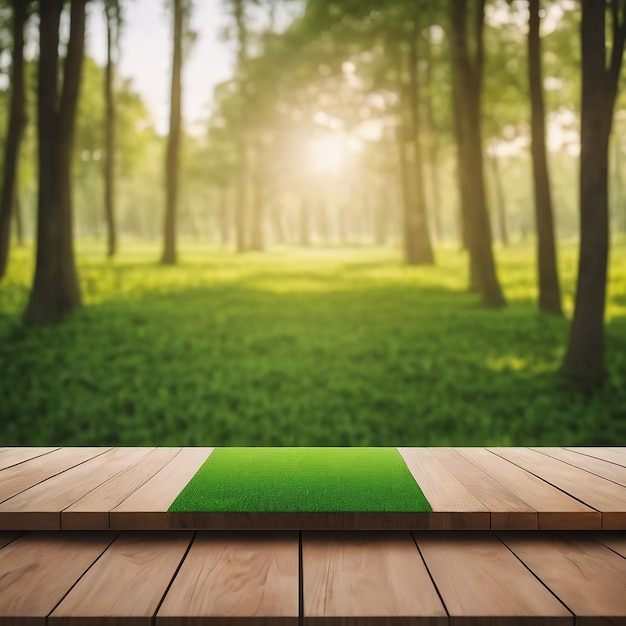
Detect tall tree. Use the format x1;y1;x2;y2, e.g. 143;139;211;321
528;0;562;315
448;0;506;307
561;0;626;388
161;0;184;264
232;0;249;252
23;0;86;325
0;0;29;281
103;0;121;258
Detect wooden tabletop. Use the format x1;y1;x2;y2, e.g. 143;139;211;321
1;528;625;625
2;447;626;624
0;446;625;531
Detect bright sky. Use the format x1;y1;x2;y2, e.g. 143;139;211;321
86;0;236;135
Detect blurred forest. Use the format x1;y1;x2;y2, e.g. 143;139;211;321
1;0;626;446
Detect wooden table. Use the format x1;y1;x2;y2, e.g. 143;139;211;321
1;447;625;624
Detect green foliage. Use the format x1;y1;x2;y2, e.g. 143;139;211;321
1;241;626;446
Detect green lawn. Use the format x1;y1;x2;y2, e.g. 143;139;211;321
168;447;432;512
1;239;626;446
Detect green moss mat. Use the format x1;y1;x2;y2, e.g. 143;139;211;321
168;447;432;513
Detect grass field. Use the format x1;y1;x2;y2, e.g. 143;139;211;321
168;447;432;512
1;239;626;447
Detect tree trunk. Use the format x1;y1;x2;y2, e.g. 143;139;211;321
528;0;562;315
448;0;505;307
219;186;231;247
423;33;443;243
249;149;265;251
104;2;117;258
161;0;182;265
300;196;311;246
24;0;85;325
13;194;24;246
488;153;509;246
561;0;626;388
407;17;434;264
0;0;27;281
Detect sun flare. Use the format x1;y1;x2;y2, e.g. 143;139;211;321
310;136;346;173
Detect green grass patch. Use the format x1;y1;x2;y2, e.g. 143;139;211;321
168;447;432;512
1;240;626;446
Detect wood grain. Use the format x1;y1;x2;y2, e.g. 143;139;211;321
0;448;109;506
535;447;626;487
398;447;490;529
0;448;59;471
110;447;213;529
156;531;299;626
456;448;600;530
491;447;626;529
49;530;193;626
501;532;626;624
0;531;116;626
428;448;538;529
0;447;150;530
566;447;626;468
303;531;447;626
62;447;180;529
416;531;572;626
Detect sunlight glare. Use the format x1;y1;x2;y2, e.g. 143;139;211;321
311;136;346;173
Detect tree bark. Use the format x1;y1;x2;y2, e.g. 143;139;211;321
488;153;509;246
0;0;28;281
24;0;85;325
407;15;434;264
161;0;183;265
104;2;117;258
448;0;505;307
528;0;562;315
561;0;626;388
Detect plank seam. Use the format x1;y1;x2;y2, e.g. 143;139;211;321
0;447;60;471
593;535;626;561
59;447;155;520
494;532;576;620
112;447;185;514
151;530;197;626
410;531;450;621
44;530;121;624
0;447;113;506
487;448;603;513
532;448;626;488
565;448;626;469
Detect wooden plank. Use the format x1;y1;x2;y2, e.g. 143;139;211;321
156;531;299;626
501;532;626;624
427;448;537;529
0;448;59;471
416;531;572;626
566;447;626;468
62;447;180;529
398;448;490;530
491;448;626;529
594;533;626;559
536;447;626;487
0;531;116;626
456;448;600;530
303;531;447;626
49;530;193;626
0;447;150;530
110;447;213;529
0;448;110;505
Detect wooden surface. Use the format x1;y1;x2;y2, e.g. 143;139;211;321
0;447;625;531
2;530;626;624
302;531;447;625
156;531;299;625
